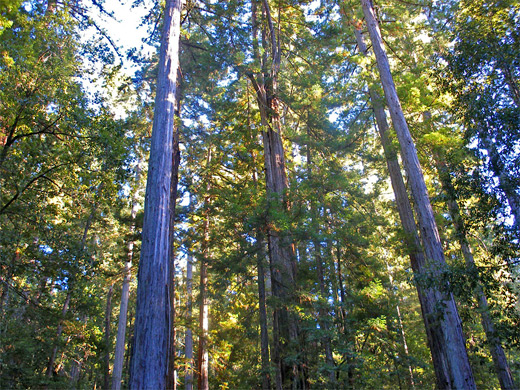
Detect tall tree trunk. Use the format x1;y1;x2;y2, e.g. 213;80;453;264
359;2;476;388
124;309;134;385
129;0;181;388
313;241;336;384
396;302;415;390
334;243;354;389
248;80;272;390
252;143;272;390
353;26;438;389
104;284;114;390
435;157;516;390
111;162;142;390
248;1;302;387
0;246;19;318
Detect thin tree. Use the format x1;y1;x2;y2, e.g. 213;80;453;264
249;102;272;389
46;208;96;377
129;0;182;388
103;284;114;390
184;249;194;390
167;66;182;390
306;127;335;385
111;160;142;390
197;148;212;390
385;259;416;390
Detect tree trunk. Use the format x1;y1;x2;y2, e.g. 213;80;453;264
334;243;354;389
129;0;181;388
353;25;436;389
313;240;336;384
104;284;114;390
124;310;134;385
111;162;141;390
385;260;416;390
249;83;272;390
435;157;516;390
197;149;212;390
396;302;415;390
197;218;209;390
359;2;476;388
256;233;272;390
111;258;132;390
248;1;302;387
167;66;182;390
46;290;72;377
185;251;194;390
0;247;18;318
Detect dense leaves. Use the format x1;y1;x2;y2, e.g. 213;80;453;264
1;0;519;389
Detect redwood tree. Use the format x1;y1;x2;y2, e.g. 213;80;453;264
359;0;476;388
129;0;182;388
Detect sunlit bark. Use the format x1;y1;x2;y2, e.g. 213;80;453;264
359;1;476;388
129;0;182;388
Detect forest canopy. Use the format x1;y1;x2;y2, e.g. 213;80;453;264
0;0;519;389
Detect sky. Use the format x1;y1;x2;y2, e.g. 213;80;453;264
79;0;157;117
90;0;154;75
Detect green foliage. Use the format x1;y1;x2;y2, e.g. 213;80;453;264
442;0;520;232
0;2;139;388
2;0;520;388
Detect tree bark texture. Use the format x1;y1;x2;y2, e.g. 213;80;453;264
354;25;458;390
359;2;476;388
251;121;272;390
249;1;302;388
129;0;181;388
